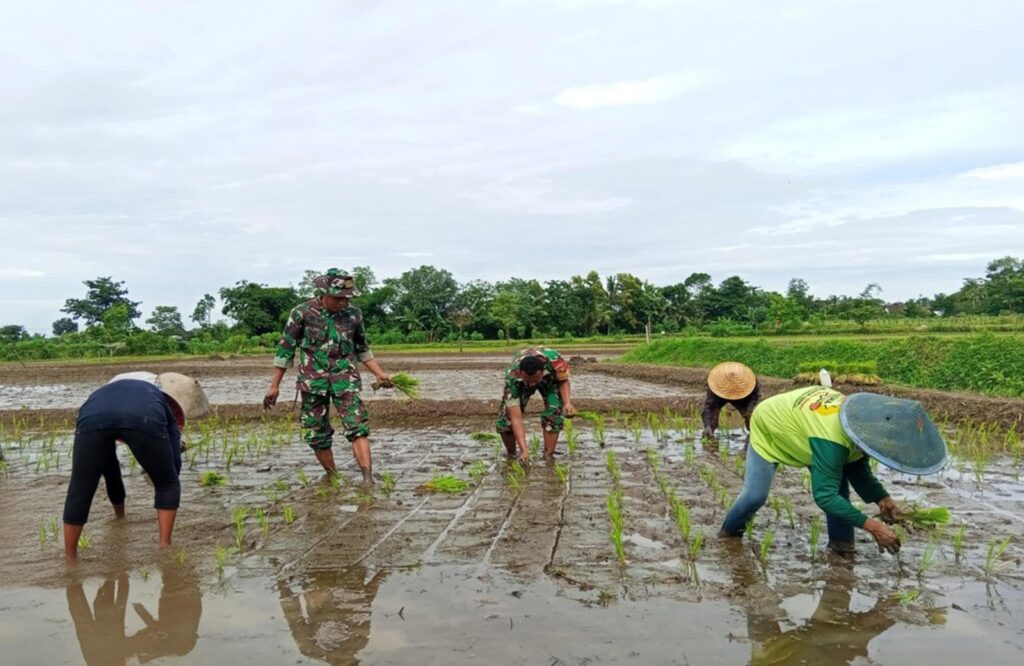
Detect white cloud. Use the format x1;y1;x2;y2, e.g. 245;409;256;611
960;161;1024;180
555;72;704;109
0;268;46;278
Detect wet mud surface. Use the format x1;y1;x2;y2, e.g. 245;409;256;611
1;354;1023;664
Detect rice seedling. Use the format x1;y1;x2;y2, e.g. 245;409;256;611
760;531;775;565
470;432;500;442
606;451;621;484
314;486;330;499
629;419;643;444
688;529;705;560
670;493;691;542
801;469;812;491
175;548;189;565
329;472;343;493
918;530;942;576
951;523;966;560
38;520;49;547
782;497;796;529
198;471;226;487
984;535;1012;577
232;507;249;553
0;460;9;478
380;471;396;497
282;505;296;525
578;411;606;446
732;455;745;478
683;444;695;466
354;487;376;504
468;456;489;481
373;372;420;398
255;508;270;538
898;588;920;604
607;489;626;563
139;566;151;581
506;460;527;491
77;532;92;552
214;545;230;580
187;449;198;470
971;444;988;484
645;448;661;474
296;469;309;487
528;435;540;459
422;474;471;493
263;488;280;504
808;515;822;559
554;462;569;486
564;420;578;456
744;518;755;539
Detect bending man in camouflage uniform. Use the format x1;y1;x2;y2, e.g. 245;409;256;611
264;268;390;482
496;347;576;462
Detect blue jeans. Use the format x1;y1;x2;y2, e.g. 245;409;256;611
720;444;855;545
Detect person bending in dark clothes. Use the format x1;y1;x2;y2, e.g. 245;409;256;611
702;361;761;440
62;372;208;560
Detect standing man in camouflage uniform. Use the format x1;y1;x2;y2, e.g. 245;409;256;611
264;268;390;482
496;347;576;463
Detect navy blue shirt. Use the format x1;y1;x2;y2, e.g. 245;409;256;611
77;380;181;458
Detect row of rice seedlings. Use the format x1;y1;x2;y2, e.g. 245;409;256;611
606;450;621;484
607;488;626;563
38;516;60;546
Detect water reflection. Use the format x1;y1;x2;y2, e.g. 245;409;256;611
278;565;389;665
65;563;202;665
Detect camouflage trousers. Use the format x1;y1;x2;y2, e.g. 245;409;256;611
495;384;564;434
300;390;370;450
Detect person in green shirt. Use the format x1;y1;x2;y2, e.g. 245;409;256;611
720;386;948;556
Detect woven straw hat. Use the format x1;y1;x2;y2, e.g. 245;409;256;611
707;362;757;400
109;371;210;426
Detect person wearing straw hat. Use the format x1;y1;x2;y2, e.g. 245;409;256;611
719;386;948;556
62;372;210;560
264;268;391;483
702;361;761;440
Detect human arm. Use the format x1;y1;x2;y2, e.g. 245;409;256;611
266;307;302;407
736;384;761;430
809;438;901;553
506;403;529;462
701;390;724;438
557;380;575;417
362;358;390;384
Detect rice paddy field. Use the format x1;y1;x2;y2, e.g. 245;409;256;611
0;352;1022;665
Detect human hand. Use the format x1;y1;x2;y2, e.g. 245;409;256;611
877;496;900;524
517;442;529;465
376;372;392;384
865;518;901;554
263;386;279;410
564;402;577;418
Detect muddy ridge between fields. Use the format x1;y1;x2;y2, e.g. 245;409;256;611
1;354;1022;429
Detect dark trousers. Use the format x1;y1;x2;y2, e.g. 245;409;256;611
63;428;181;525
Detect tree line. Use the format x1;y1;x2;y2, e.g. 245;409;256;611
1;257;1022;352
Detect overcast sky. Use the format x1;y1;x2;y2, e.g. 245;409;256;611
3;0;1023;333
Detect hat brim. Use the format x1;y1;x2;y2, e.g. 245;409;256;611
839;393;948;475
707;362;757;400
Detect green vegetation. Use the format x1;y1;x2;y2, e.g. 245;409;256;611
554;462;569;486
376;372;421;399
232;507;249;553
606;489;626;564
282;505;296;525
470;432;500;442
623;333;1024;397
506;460;527;491
380;471;396;497
605;450;621;484
422;474;470;493
760;531;775;565
198;471;226;487
214;545;230;580
984;536;1012;576
809;516;822;559
898;506;952;530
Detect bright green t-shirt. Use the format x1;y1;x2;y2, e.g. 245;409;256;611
750;387;859;466
750;387;888;529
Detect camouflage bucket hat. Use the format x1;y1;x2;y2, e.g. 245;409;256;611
839;393;948;475
315;268;361;298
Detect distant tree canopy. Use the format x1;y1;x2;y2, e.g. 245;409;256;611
61;277;141;326
7;257;1021;352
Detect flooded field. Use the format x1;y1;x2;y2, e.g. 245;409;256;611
1;356;1022;665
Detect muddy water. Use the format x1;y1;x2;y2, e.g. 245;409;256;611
0;368;684;410
1;420;1023;665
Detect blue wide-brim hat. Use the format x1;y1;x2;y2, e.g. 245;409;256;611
839;393;948;475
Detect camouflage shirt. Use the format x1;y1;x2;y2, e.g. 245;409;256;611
273;299;374;395
502;347;570;400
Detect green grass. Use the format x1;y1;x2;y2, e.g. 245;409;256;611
380;471;396;497
622;333;1024;397
422;474;471;493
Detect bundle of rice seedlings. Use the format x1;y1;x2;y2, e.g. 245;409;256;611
894;505;951;529
420;475;470;493
470;432;500;442
199;471;227;486
373;373;420;399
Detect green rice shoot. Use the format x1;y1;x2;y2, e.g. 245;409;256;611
422;474;470;493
